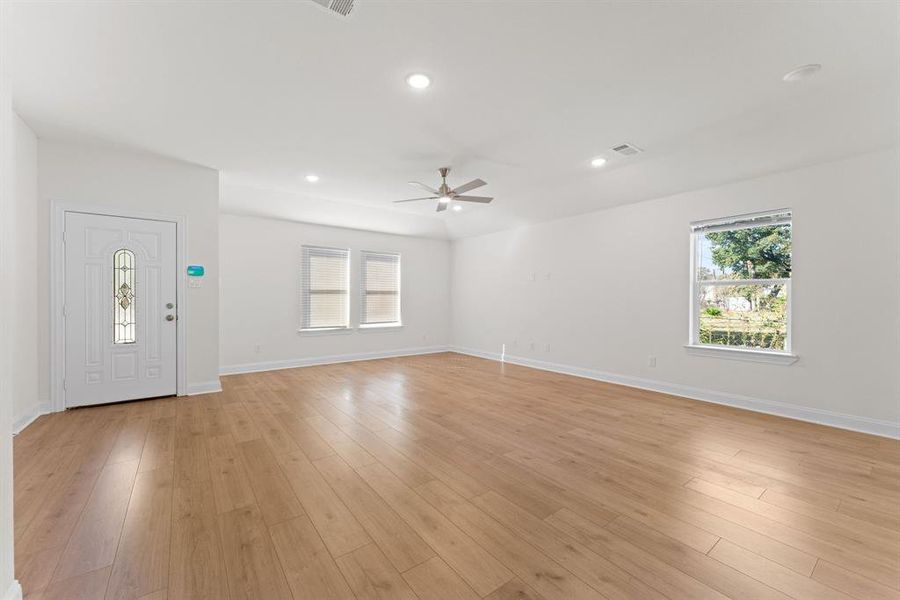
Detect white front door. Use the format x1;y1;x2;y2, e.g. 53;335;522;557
64;212;177;407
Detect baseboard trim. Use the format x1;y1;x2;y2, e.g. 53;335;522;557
11;383;225;425
450;346;900;440
2;580;22;600
13;402;51;435
185;380;223;396
220;346;450;376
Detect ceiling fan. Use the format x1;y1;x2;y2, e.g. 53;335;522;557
394;167;493;212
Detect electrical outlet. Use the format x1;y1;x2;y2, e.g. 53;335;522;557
254;344;262;354
529;341;535;351
545;343;551;352
647;355;656;367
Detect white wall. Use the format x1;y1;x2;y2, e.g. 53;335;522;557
0;0;23;595
451;148;900;435
219;214;450;372
38;141;221;394
8;116;42;432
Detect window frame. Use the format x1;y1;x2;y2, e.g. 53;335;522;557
359;250;402;329
299;244;351;333
687;209;797;364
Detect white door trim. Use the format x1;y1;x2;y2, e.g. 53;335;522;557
50;202;188;412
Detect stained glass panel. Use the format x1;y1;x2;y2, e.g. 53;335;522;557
113;249;136;344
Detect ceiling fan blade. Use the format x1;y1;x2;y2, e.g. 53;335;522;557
454;195;493;203
436;202;448;212
408;181;440;195
451;178;486;195
393;197;438;203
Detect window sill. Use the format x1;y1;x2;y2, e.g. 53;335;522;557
684;344;798;365
357;323;403;332
297;327;353;336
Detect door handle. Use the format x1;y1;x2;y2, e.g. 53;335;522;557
166;302;175;309
165;314;175;322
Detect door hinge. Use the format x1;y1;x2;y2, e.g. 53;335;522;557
62;230;67;243
62;378;67;391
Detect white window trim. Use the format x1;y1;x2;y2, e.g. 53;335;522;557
297;326;353;335
683;344;798;365
359;250;402;328
300;244;351;332
687;209;796;363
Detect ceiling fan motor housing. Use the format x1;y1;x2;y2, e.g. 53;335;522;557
439;167;451;196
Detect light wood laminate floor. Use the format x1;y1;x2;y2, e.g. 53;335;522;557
13;352;900;599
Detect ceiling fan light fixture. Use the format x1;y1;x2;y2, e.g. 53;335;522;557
782;64;822;83
394;167;492;211
406;73;431;89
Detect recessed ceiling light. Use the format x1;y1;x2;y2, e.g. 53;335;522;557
406;73;431;89
305;174;320;183
782;64;822;83
452;204;462;212
590;157;607;168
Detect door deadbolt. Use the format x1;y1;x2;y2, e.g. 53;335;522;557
165;314;175;322
166;302;175;309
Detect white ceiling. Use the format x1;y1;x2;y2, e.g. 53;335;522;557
11;1;899;239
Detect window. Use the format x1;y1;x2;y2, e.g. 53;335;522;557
301;246;350;330
113;248;136;344
360;251;401;327
690;210;792;354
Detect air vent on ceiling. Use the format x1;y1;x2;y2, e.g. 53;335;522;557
611;143;643;157
310;0;354;17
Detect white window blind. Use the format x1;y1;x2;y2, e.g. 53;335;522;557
691;210;792;234
301;245;350;330
360;251;401;326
